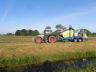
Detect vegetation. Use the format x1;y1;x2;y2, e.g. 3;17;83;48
80;29;96;37
0;36;96;66
92;33;96;37
6;33;14;36
1;24;96;37
0;36;32;43
55;24;66;33
15;29;39;36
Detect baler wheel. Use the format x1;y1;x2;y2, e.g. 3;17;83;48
78;38;83;42
35;37;42;43
49;35;56;43
73;38;77;42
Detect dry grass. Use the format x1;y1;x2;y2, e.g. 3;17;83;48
0;36;32;43
0;36;96;65
0;36;96;58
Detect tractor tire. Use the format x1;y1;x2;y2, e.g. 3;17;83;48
73;38;77;42
78;38;83;42
48;35;56;43
35;37;42;43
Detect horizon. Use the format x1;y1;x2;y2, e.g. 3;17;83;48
0;0;96;34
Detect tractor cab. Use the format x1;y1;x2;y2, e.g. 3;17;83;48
44;28;52;35
43;27;56;43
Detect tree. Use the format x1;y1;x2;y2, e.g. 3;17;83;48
15;30;21;36
83;29;92;36
53;24;66;36
21;29;27;36
34;30;39;36
6;33;13;36
45;26;51;30
15;29;40;36
92;33;96;37
69;25;74;30
55;24;66;32
27;30;33;35
80;29;92;36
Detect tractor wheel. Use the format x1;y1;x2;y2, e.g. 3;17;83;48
73;38;77;42
78;38;83;42
48;35;56;43
35;37;42;43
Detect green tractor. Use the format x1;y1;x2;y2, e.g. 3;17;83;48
35;26;56;43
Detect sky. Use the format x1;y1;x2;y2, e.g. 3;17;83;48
0;0;96;34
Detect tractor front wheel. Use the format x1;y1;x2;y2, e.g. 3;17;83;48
35;37;42;43
48;35;56;43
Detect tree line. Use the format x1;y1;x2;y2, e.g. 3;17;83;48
15;29;39;36
0;24;96;37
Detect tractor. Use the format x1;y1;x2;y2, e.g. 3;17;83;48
34;26;88;43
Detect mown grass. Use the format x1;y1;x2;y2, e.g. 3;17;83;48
0;36;96;66
0;36;33;43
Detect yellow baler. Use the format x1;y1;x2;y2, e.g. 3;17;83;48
60;29;75;38
58;29;88;42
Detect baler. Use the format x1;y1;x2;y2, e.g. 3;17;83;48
34;27;88;43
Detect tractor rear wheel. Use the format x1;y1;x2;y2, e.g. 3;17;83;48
35;37;42;43
48;35;56;43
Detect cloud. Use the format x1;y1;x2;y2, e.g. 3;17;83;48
0;10;9;23
0;0;16;24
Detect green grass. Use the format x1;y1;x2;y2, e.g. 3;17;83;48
0;51;96;66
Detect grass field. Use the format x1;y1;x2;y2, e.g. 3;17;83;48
0;36;96;66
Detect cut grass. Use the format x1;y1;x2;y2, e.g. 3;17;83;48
0;36;96;66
